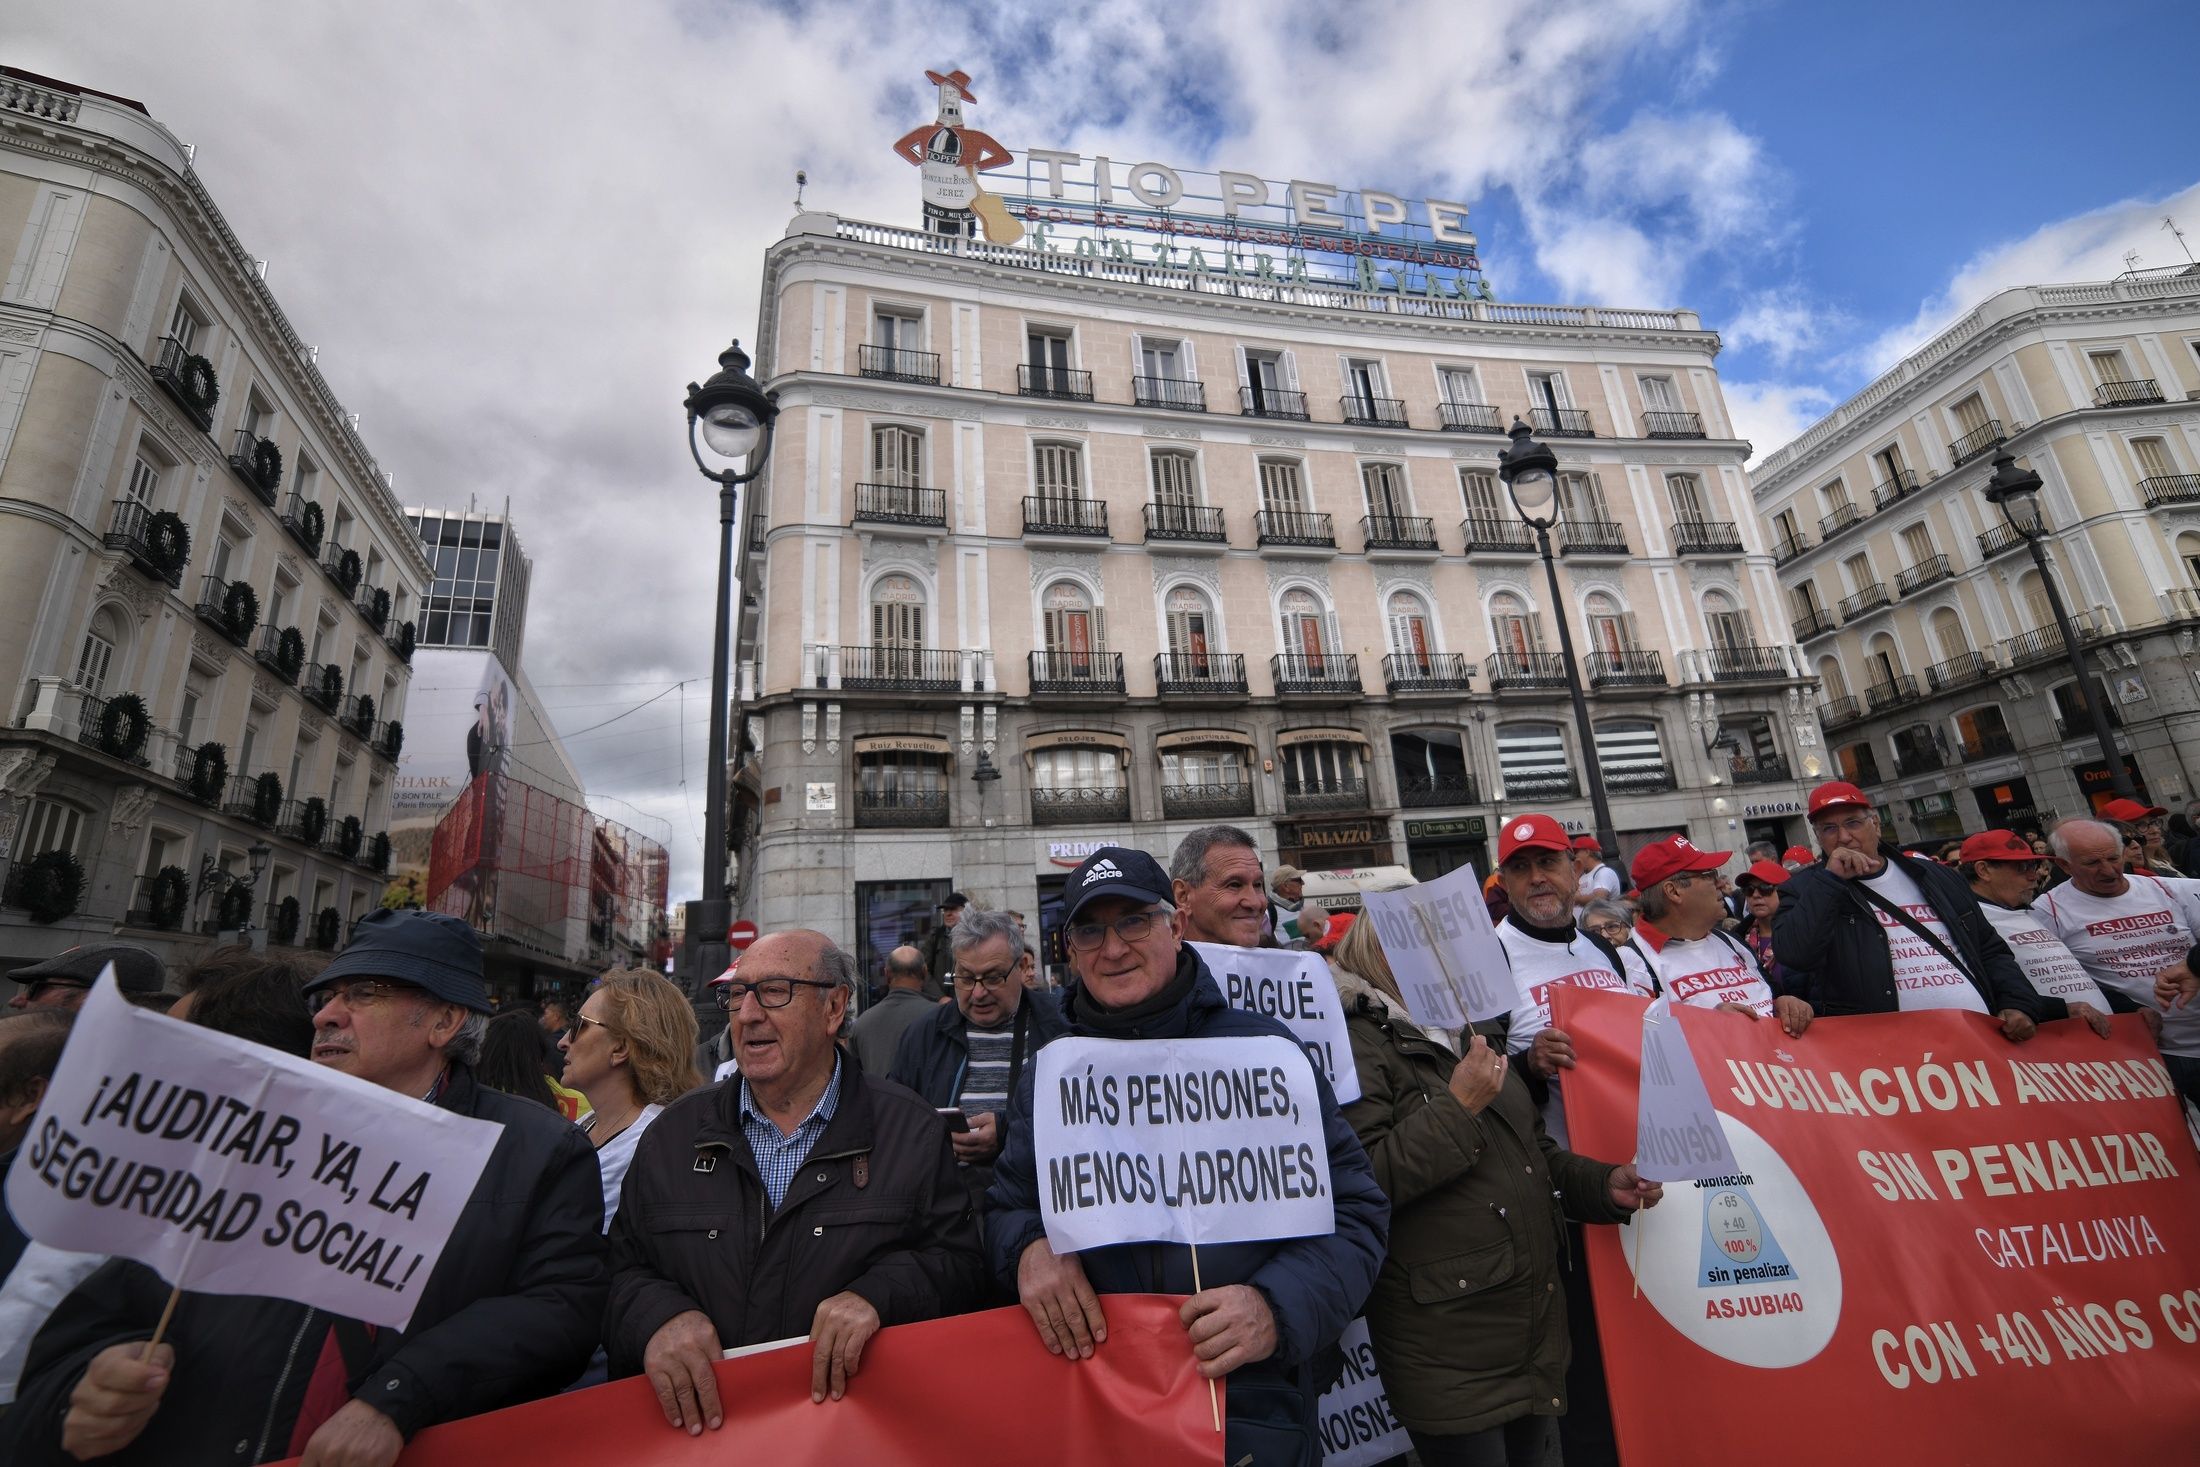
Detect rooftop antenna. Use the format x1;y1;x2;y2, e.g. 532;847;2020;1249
2166;216;2195;266
794;169;808;210
2123;249;2143;274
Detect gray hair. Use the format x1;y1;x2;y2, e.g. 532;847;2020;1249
446;1011;489;1067
811;939;859;997
1637;882;1676;922
1746;841;1778;862
1582;898;1635;931
2048;818;2121;861
1169;825;1259;885
949;907;1026;967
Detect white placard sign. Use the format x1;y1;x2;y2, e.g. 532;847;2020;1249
1634;996;1741;1183
1033;1034;1333;1254
1192;943;1360;1104
1358;862;1514;1028
5;972;503;1331
1316;1316;1411;1467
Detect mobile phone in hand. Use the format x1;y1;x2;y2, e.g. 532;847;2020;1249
937;1107;970;1133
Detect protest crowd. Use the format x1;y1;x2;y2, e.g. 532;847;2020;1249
0;779;2197;1467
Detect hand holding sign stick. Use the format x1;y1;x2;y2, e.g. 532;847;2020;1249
1189;1243;1220;1433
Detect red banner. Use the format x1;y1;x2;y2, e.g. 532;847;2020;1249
276;1298;1219;1466
1551;989;2200;1465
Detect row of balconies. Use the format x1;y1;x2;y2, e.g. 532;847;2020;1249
1814;611;2117;733
846;487;1740;562
110;877;374;950
852;345;1711;441
103;499;414;664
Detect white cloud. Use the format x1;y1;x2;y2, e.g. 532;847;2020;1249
1721;380;1837;466
1724;287;1841;366
1864;180;2200;371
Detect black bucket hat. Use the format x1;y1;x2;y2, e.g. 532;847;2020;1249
305;909;492;1013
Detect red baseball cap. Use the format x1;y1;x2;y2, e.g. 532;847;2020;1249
1630;834;1731;889
1807;781;1872;819
1781;845;1814;865
709;958;741;986
1737;859;1791;888
1570;834;1602;852
2098;797;2167;823
1958;829;2040;864
1498;814;1572;862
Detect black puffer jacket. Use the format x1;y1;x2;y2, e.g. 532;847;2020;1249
603;1052;986;1374
2;1065;607;1466
1771;845;2043;1019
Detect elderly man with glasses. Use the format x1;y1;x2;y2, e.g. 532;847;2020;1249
606;928;984;1438
1771;782;2043;1038
986;846;1387;1467
7;910;608;1467
889;909;1065;1197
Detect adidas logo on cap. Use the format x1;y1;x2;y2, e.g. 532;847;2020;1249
1083;858;1123;885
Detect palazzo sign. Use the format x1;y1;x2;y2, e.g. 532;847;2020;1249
890;65;1487;299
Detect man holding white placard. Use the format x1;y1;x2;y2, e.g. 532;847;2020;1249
4;911;608;1467
988;846;1387;1467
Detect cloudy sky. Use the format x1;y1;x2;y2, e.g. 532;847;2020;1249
15;0;2198;901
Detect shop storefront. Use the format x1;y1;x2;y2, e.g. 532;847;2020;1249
1735;795;1806;855
2077;757;2152;815
1276;815;1393;871
1970;775;2040;833
1903;791;1964;843
1403;817;1487;881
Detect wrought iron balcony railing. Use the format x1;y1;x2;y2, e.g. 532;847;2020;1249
228;430;281;504
1672;520;1743;555
1144;502;1227;542
1028;650;1125;695
1703;643;1790;681
1530;405;1594;437
1162;782;1254;820
1959;731;2018;762
1818;502;1864;539
1283;780;1370;814
1871;470;1921;510
1239;384;1309;420
301;663;345;712
1818;696;1863;730
1255;509;1335;547
149;336;214;432
1486;651;1568;691
75;693;155;768
1558;520;1628;556
1727;757;1791;785
1793;607;1839;641
833;645;963;691
1397;772;1482;808
1133;375;1206;412
1361;513;1438;551
1503;770;1579;800
1017;363;1094;401
1382;652;1475;693
1272;652;1361;695
2002;613;2109;667
1949;419;2005;466
1031;786;1131;826
1771;531;1813;565
852;482;946;526
2141;474;2200;509
1155;652;1248;695
854;788;949;828
1459;515;1535;553
1604;765;1677;793
1894;745;1945;778
1438;401;1504;433
2094;378;2163;407
1340;394;1409;429
1586;649;1667;688
194;575;256;645
1925;652;1987;692
1642;410;1705;438
1022;495;1109;537
1978;521;2030;560
1865;676;1922;712
1839;583;1892;619
104;498;186;587
856;343;941;384
1897;555;1952;595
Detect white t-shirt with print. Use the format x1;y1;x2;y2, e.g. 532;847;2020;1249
1858;863;1989;1014
1640;929;1776;1018
1499;919;1654;1146
2039;874;2200;1059
1978;902;2110;1013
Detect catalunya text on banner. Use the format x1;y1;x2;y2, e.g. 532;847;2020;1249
1193;941;1361;1104
270;1298;1215;1467
1550;987;2200;1465
1034;1033;1334;1254
4;970;502;1332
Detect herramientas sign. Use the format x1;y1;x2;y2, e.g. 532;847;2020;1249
1001;150;1485;297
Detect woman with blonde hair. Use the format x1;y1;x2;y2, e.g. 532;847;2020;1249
558;968;703;1231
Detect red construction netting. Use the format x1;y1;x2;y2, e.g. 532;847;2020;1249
426;773;669;963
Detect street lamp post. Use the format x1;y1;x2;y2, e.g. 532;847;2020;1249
245;838;271;952
1982;450;2136;803
1498;418;1619;859
683;341;780;997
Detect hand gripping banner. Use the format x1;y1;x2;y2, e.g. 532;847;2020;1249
1551;988;2200;1464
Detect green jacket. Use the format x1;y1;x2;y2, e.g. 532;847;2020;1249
1333;965;1631;1438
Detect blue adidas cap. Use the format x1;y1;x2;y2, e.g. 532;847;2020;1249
1061;846;1173;926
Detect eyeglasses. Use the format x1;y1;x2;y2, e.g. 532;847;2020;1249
573;1014;614;1035
1064;909;1166;953
18;979;90;1003
311;978;421;1011
952;969;1017;992
716;977;837;1010
1811;813;1879;840
1585;921;1631;942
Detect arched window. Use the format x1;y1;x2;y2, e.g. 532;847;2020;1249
1864;634;1905;692
1702;590;1751;651
1165;586;1215;669
1817;655;1849;702
1489;592;1540;661
870;574;925;677
1583;591;1632;659
1595;718;1671;792
1929;607;1967;664
1386;591;1432;669
75;609;122;698
1041;580;1103;671
2176;531;2200;588
1278;587;1330;668
2016;570;2054;632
